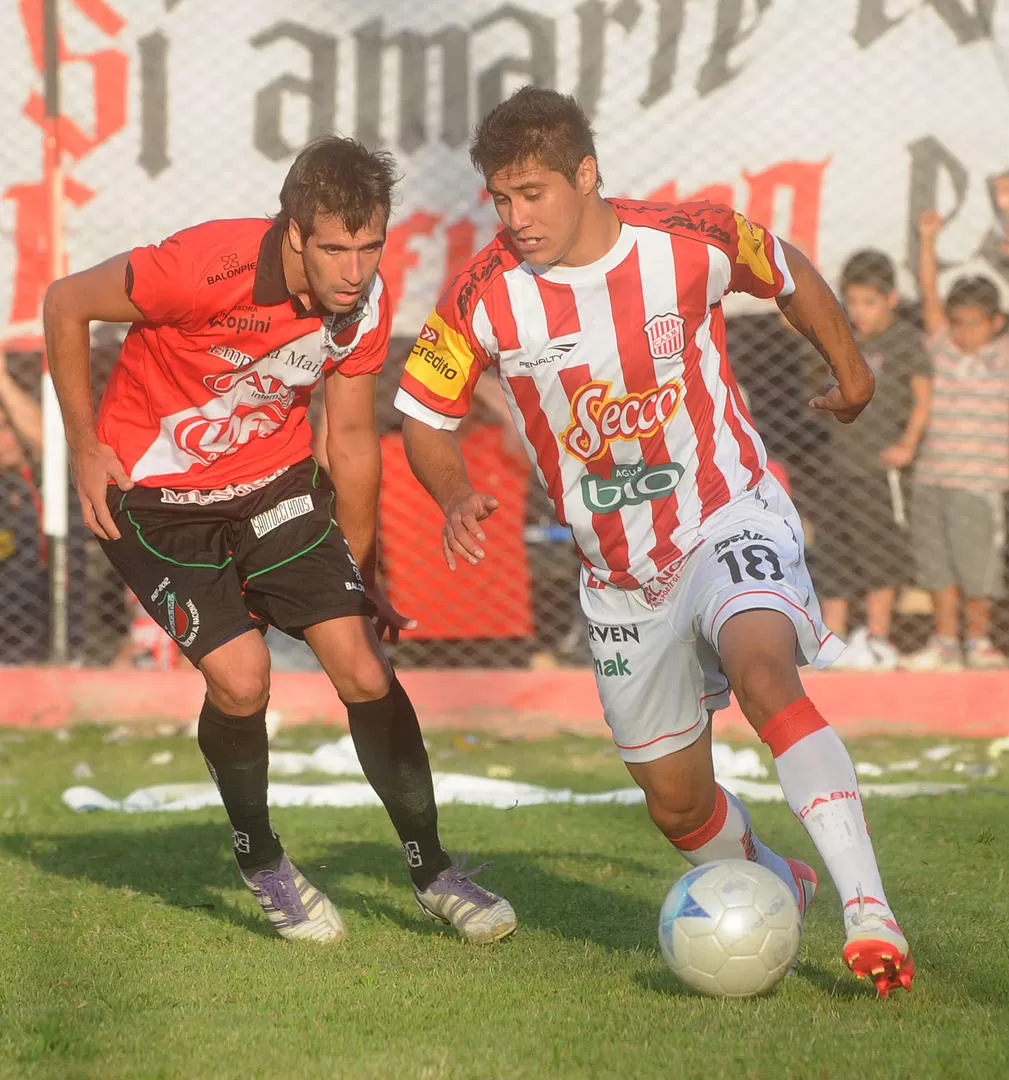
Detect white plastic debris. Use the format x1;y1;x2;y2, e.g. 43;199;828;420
71;762;94;780
148;751;174;766
922;745;956;762
987;736;1009;760
855;762;885;777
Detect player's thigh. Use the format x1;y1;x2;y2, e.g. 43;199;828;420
910;485;955;590
100;487;257;665
303;616;391;703
579;569;725;764
948;489;1006;599
235;459;375;638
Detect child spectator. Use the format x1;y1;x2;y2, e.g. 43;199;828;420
815;251;931;669
903;210;1009;670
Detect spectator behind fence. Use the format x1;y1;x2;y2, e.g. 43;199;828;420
902;210;1009;671
0;353;47;663
814;251;931;670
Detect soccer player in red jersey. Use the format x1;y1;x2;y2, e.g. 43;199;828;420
43;137;515;946
397;88;912;995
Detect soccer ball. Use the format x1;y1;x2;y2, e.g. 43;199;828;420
658;859;801;997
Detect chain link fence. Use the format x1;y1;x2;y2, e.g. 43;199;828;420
2;0;1008;670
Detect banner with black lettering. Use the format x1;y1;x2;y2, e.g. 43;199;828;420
2;0;1008;346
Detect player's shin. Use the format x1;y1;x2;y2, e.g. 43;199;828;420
197;698;283;871
759;697;892;929
667;784;803;908
345;677;451;889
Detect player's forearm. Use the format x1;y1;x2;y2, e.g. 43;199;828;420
0;371;43;453
777;245;874;408
402;417;475;512
327;434;380;584
42;284;99;451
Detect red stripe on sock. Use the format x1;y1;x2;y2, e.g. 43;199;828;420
669;787;727;852
759;697;828;758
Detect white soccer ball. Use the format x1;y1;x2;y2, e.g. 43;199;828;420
658;859;801;997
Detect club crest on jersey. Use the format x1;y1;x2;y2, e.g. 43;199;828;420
560;380;683;464
643;313;685;360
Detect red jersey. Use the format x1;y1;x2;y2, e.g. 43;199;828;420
96;218;390;489
395;201;793;588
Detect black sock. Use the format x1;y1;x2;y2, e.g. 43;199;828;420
197;697;283;872
345;677;450;890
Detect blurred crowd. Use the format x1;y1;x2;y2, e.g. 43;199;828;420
2;204;1008;672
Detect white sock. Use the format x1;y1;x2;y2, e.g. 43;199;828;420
668;784;801;907
760;697;892;932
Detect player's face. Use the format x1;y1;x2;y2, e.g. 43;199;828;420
486;158;597;268
948;304;1004;354
842;284;897;337
294;210;387;314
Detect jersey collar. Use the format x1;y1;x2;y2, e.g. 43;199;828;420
252;221;325;318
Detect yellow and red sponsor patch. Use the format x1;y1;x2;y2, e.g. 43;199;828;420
403;311;477;403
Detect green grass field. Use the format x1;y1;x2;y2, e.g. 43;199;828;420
1;724;1007;1080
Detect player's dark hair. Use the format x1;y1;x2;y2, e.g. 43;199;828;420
277;136;398;237
945;275;1001;318
840;249;896;295
470;86;602;188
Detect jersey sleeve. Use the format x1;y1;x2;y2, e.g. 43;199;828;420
125;232;199;326
394;287;492;432
687;203;795;304
323;274;391;378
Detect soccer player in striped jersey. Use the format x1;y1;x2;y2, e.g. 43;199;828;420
43;136;515;947
396;87;912;996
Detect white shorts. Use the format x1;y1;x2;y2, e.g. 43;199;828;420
580;477;844;763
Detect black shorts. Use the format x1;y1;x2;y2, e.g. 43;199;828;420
808;466;912;599
100;458;373;664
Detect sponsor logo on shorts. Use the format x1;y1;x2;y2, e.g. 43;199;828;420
250;494;314;539
712;530;770;553
344;580;365;592
561;380;683;464
581;459;684;514
587;623;640;644
159;468;289;505
151;577;200;647
594;652;631;677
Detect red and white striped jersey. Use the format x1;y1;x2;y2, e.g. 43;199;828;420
395;200;794;589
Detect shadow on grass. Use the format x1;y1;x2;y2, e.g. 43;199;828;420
0;822;664;954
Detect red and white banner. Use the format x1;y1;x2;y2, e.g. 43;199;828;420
2;0;1009;347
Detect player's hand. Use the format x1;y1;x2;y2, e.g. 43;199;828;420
880;441;915;468
70;440;134;541
442;490;499;571
366;581;417;644
917;208;942;239
808;382;872;424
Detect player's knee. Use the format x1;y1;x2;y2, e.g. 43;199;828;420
206;670;271;716
732;653;798;728
335;661;391;704
645;787;712;840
